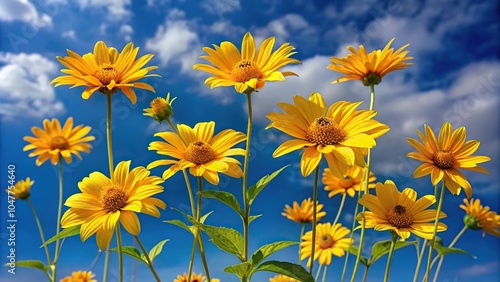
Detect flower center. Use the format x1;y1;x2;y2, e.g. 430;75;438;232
339;176;354;189
387;204;413;228
184;140;216;165
150;97;168;115
306;117;347;146
319;234;335;249
231;60;263;83
362;72;382;86
433;150;455;169
99;185;128;213
95;64;117;85
50;136;69;150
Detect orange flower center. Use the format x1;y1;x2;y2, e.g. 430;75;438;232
150;97;168;115
387;204;413;228
339;176;354;189
433;150;455;169
50;136;69;150
99;185;128;213
95;64;117;85
231;60;263;83
306;117;347;146
184;140;216;165
319;234;335;249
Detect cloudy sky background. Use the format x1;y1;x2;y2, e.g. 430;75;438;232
1;0;499;281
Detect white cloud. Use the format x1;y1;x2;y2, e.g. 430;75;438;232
0;0;52;28
208;20;245;36
254;14;315;43
0;52;65;120
201;0;240;15
119;24;133;41
74;0;131;20
61;29;76;39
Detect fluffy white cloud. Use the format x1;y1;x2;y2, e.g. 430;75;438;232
0;0;52;28
254;14;316;44
119;24;133;41
74;0;131;20
61;29;76;39
0;52;65;120
201;0;240;15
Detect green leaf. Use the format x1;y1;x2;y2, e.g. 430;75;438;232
369;240;417;265
110;246;147;265
224;262;251;279
148;239;169;263
164;219;194;234
250;241;297;267
247;166;289;206
42;225;81;247
249;214;262;224
197;224;245;261
200;211;213;223
10;260;48;272
199;190;243;217
434;245;476;259
255;260;314;282
348;245;368;266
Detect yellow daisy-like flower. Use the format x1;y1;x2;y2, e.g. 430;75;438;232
51;41;159;104
357;180;447;240
328;38;413;86
300;222;352;266
193;32;300;93
269;274;299;282
407;122;490;198
7;177;34;200
23;117;95;166
60;270;97;282
144;92;176;123
282;198;326;223
174;272;205;282
148;121;246;185
61;161;166;250
266;92;390;177
460;198;500;237
322;165;376;198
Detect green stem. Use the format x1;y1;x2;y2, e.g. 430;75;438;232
384;231;398;282
197;177;211;281
315;264;323;281
432;225;468;282
333;193;347;226
362;266;369;282
103;92;115;282
26;199;52;265
351;211;366;282
299;223;305;265
134;235;161;282
321;265;328;282
309;166;320;274
186;237;196;282
242;89;254;268
433;184;438;209
423;181;446;282
341;191;361;282
52;160;64;281
413;239;427;282
116;225;123;282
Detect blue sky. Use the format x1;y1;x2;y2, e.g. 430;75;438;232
0;0;499;281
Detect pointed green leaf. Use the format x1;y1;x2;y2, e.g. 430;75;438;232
199;190;243;217
200;211;213;223
250;241;297;267
370;240;417;265
42;225;81;247
249;214;262;224
164;219;194;234
110;246;147;265
255;260;314;282
348;245;368;266
197;224;245;260
148;239;169;263
224;262;251;279
434;245;476;258
9;260;48;273
247;166;289;206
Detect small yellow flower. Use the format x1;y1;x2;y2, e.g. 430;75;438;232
300;222;352;266
60;270;97;282
6;177;34;200
282;198;326;223
328;38;413;86
174;272;205;282
460;198;500;237
144;93;177;123
322;165;376;198
23;117;95;166
269;274;299;282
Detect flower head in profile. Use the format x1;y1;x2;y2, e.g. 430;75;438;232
300;222;352;266
174;272;205;282
148;122;245;185
357;180;447;240
144;92;177;123
460;198;500;237
7;177;34;200
51;41;159;104
23;117;95;166
282;198;326;223
61;161;166;250
267;92;389;177
328;38;413;86
407;122;490;198
323;165;376;198
269;274;299;282
60;270;97;282
193;32;300;93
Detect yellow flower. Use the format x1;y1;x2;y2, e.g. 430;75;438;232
266;92;389;177
51;41;159;104
148;121;246;185
407;122;490;198
174;272;205;282
269;274;299;282
282;198;326;223
328;38;413;86
300;222;352;266
61;161;166;250
357;180;447;240
193;32;300;93
6;177;34;200
460;198;500;237
323;165;376;198
60;270;97;282
23;117;95;166
144;92;177;123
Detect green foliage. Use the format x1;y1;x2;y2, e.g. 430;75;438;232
10;260;49;273
434;245;476;259
199;190;244;217
42;225;80;247
110;246;148;265
148;239;169;263
255;261;314;282
247;165;289;206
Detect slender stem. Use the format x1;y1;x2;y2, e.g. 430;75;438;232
197;177;211;281
369;84;375;111
413;239;427;282
134;235;161;282
116;225;123;282
423;181;446;282
321;265;328;282
182;171;196;216
103;246;110;282
384;231;398;282
51;160;64;281
341;191;361;282
103;92;114;282
433;184;438;209
333;194;347;226
26;199;52;265
362;266;369;282
242;90;254;267
186;237;196;282
309;166;320;274
351;211;366;282
432;225;468;282
315;264;323;281
299;223;305;265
